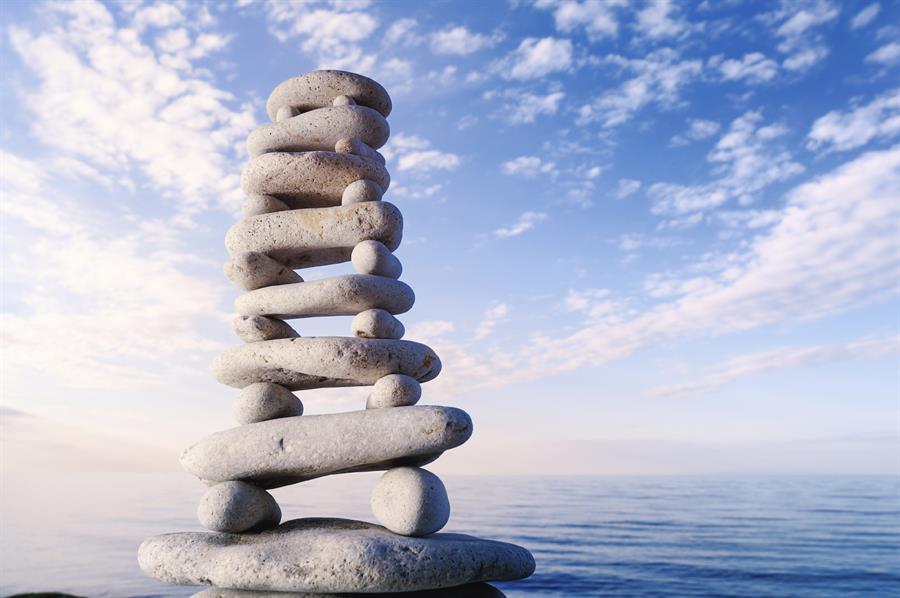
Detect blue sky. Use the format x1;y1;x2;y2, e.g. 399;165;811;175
0;0;897;475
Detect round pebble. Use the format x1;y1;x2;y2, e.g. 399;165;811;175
371;467;450;536
367;374;420;409
275;105;299;122
353;308;405;340
233;382;304;424
341;179;383;205
242;195;289;218
332;94;357;106
351;240;402;278
198;481;281;533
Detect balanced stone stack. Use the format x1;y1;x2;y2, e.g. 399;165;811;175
138;70;535;595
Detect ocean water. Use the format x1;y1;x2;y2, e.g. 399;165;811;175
1;474;898;597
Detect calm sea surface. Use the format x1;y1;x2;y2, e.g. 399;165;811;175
1;474;898;597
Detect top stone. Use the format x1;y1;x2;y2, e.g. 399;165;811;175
267;71;392;121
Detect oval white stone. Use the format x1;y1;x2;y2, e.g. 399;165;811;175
367;374;421;408
266;70;392;120
371;467;450;536
197;481;281;533
242;195;289;218
352;309;404;340
225;252;303;291
233;382;303;424
351;240;402;278
232;315;299;343
341;179;383;205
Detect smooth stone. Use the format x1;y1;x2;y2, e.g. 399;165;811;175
341;179;383;205
139;518;535;592
226;202;401;269
371;467;449;536
332;94;356;107
180;406;471;488
198;481;281;533
242;195;290;218
351;240;402;278
191;582;508;597
248;105;389;158
225;252;303;292
335;138;385;165
276;105;299;122
242;152;390;209
232;315;298;343
352;308;404;340
233;383;303;424
266;70;392;120
367;374;421;408
236;275;413;320
214;337;441;391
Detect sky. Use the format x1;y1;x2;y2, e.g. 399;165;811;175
0;0;898;476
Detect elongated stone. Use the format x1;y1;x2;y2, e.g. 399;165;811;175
266;70;392;120
248;106;389;158
140;518;533;593
214;337;440;390
198;481;281;533
235;275;414;319
180;406;471;487
191;582;508;597
225;252;302;291
232;315;298;343
242;152;390;209
226;202;401;269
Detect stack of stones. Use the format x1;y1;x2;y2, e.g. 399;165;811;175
138;71;534;596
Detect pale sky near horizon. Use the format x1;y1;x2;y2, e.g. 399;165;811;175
0;0;898;476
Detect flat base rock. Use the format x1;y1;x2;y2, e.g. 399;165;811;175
192;582;507;597
140;518;534;593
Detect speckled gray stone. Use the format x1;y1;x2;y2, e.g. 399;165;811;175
351;240;402;278
335;137;385;165
225;252;303;291
371;467;449;536
235;275;413;320
180;406;471;488
242;152;389;210
367;374;421;409
248;106;389;158
233;383;303;424
191;582;508;597
214;337;440;390
226;202;401;269
242;195;290;218
266;70;392;120
232;315;298;343
352;308;404;340
341;179;383;205
139;518;534;592
197;481;281;533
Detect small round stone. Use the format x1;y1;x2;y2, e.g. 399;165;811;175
353;308;405;340
232;315;298;343
371;467;450;536
332;94;356;107
275;105;298;122
233;382;303;424
351;240;402;278
242;195;290;218
198;481;281;533
367;374;420;409
341;179;383;205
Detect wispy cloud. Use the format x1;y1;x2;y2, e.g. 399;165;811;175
807;88;900;152
495;36;573;80
494;211;548;238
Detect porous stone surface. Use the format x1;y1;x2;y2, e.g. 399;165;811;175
197;481;281;533
214;337;440;390
352;308;405;340
233;382;303;424
371;467;450;536
335;138;385;165
139;518;535;593
242;195;290;217
225;252;303;291
351;240;402;278
232;315;298;343
248;106;389;158
226;202;401;269
235;275;414;320
191;582;508;597
367;374;421;409
180;406;472;488
341;179;383;205
266;70;392;119
242;152;390;210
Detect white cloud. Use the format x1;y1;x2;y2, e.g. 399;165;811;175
474;303;509;340
648;336;898;398
615;178;642;199
534;0;627;40
782;45;828;71
430;25;499;55
384;18;421;46
501;156;559;178
389;183;443;200
714;52;779;82
851;3;880;29
398;150;461;172
132;3;184;31
509;90;566;124
635;0;687;39
866;41;900;65
671;119;721;146
807;88;900;152
496;37;573;80
494;211;548;238
577;49;702;128
767;0;838;72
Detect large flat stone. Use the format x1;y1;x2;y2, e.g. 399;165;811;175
226;202;402;269
213;337;440;390
180;406;471;488
139;518;534;593
266;70;392;120
248;105;389;157
241;152;389;209
235;275;414;319
192;582;508;597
